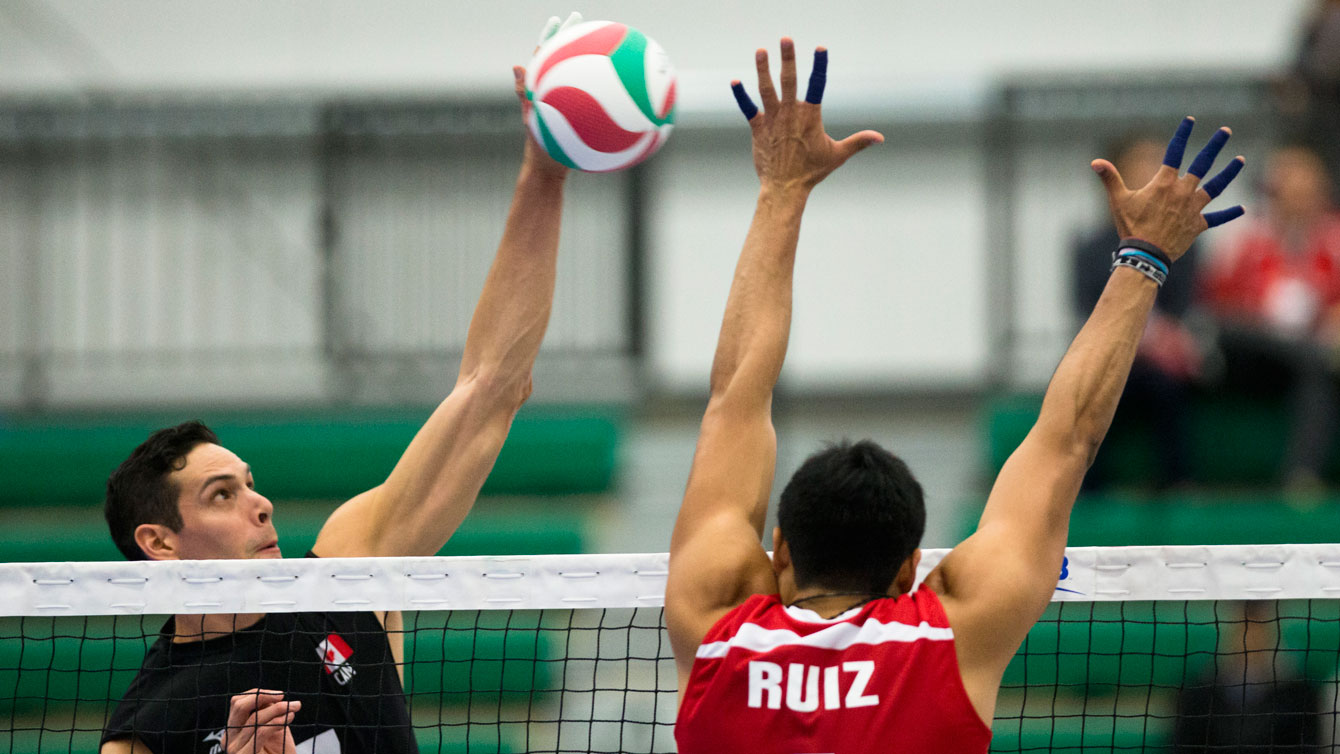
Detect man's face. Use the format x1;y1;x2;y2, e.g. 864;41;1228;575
164;443;281;560
1265;148;1330;224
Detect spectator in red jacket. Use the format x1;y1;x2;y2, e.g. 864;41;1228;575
1201;145;1340;488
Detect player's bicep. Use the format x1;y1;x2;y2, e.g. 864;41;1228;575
672;397;777;547
929;432;1087;667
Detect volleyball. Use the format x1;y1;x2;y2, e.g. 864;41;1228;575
524;20;676;173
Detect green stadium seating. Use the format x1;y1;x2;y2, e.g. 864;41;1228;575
1003;600;1340;691
983;392;1308;487
2;612;559;718
0;502;587;563
0;404;623;507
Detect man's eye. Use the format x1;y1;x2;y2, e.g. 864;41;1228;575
215;489;231;500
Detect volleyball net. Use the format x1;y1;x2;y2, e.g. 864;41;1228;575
4;545;1340;753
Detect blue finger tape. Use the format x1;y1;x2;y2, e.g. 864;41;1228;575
1163;117;1195;169
1204;205;1245;229
1201;157;1244;200
732;82;759;120
805;49;828;105
1188;128;1230;178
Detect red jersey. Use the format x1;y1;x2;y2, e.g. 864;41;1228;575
676;589;991;754
1200;214;1340;332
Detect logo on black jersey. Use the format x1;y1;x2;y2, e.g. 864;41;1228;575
203;727;225;754
317;634;358;686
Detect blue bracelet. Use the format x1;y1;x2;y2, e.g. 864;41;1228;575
1118;238;1172;270
1116;249;1169;277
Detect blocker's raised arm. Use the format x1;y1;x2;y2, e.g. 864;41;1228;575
664;39;883;684
924;117;1246;722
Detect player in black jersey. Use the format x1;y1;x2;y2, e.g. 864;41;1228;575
98;15;583;754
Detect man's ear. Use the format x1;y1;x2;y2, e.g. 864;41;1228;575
895;548;922;594
134;523;180;561
771;527;789;575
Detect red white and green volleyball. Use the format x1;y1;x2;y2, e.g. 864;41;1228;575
525;21;676;173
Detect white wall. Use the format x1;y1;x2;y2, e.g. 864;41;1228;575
0;1;1311;98
0;0;1314;395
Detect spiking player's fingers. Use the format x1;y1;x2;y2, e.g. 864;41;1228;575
805;47;828;105
1188;127;1232;179
754;49;779;112
835;129;884;160
536;15;562;47
228;690;286;728
1162;116;1195;171
512;67;530;113
1204;205;1246;229
731;81;759;121
778;38;798;102
250;699;300;730
1200;156;1245;200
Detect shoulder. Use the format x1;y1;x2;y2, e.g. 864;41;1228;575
702;593;781;641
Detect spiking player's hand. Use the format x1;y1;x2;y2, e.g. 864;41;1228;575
513;12;582;179
731;39;883;195
225;689;299;754
1091;116;1246;261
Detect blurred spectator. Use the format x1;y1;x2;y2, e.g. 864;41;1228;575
1200;145;1340;488
1072;134;1203;489
1286;0;1340;199
1171;601;1321;754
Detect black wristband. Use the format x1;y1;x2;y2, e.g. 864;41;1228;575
1118;238;1172;270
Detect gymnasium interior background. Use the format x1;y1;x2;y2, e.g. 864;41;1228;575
0;0;1333;562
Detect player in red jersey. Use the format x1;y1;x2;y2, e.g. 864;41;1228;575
666;38;1247;753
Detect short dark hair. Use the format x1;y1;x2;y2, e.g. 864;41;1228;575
777;439;926;594
104;421;219;560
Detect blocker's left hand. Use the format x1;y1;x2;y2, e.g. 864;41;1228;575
731;39;883;194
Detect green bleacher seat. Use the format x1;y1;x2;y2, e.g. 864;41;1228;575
984;392;1308;487
0;404;623;508
1003;601;1340;691
2;613;559;719
0;502;587;563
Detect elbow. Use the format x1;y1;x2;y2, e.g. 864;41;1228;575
1063;428;1104;471
457;367;533;415
1033;420;1105;473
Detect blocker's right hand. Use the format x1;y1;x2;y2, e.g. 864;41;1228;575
1091;116;1246;262
731;39;883;194
225;689;300;754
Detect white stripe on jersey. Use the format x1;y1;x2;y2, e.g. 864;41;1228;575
695;618;953;659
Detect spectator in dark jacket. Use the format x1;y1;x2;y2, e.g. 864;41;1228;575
1172;601;1321;754
1072;134;1204;489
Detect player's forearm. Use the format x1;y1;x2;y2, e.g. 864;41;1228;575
707;186;808;404
457;162;566;401
1035;266;1158;463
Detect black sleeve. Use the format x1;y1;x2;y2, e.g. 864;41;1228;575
1156;238;1200;319
1072;226;1117;316
1170;684;1214;754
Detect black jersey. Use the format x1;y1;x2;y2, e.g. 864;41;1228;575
101;562;416;754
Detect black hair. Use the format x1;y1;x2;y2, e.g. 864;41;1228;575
104;420;219;560
777;439;926;594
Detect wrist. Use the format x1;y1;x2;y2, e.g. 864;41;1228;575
519;159;568;186
757;182;810;208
